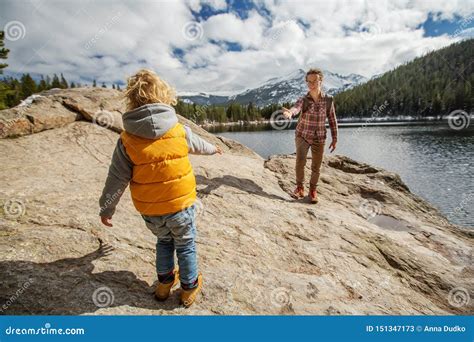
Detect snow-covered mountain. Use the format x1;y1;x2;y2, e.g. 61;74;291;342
179;69;367;107
179;93;229;105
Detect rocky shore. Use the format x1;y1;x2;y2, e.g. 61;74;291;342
0;88;472;315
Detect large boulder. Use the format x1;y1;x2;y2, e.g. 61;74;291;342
0;93;80;138
0;89;472;315
0;88;254;158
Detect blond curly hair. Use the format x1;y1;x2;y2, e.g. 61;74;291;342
124;69;177;111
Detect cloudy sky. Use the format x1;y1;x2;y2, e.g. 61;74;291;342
1;0;473;94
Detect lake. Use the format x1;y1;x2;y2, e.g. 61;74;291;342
211;123;474;228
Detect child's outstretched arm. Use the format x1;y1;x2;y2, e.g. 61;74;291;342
184;125;222;155
98;138;133;226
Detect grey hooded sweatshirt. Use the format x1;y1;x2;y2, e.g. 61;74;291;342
98;103;217;217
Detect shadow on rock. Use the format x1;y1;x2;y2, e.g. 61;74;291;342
196;174;287;201
0;244;181;315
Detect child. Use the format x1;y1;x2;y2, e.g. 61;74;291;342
99;69;221;307
282;68;338;204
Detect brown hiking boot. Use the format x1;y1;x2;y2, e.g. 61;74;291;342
293;185;304;199
155;268;179;301
180;273;203;308
309;188;318;203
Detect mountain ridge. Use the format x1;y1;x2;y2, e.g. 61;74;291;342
179;68;367;107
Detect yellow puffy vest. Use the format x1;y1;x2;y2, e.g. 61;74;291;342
120;123;196;216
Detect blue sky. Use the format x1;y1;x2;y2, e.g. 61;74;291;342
1;0;473;94
422;13;473;37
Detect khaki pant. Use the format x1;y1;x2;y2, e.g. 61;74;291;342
295;136;325;189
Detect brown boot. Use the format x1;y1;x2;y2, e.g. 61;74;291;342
180;273;203;308
155;268;179;301
292;185;304;199
309;188;318;204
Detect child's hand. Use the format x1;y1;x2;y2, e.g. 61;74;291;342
101;216;113;227
215;145;223;155
282;107;292;119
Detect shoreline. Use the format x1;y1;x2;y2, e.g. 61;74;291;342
202;120;473;229
199;117;468;129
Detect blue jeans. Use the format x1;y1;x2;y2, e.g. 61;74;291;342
141;205;198;285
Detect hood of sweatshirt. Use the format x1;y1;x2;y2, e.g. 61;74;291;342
122;103;178;139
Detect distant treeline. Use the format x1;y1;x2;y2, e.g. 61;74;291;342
174;101;292;123
334;39;473;118
0;73;121;109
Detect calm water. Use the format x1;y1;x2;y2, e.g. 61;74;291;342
214;124;474;228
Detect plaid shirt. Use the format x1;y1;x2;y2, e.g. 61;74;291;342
289;92;338;144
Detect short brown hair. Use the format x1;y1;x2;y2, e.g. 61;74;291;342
306;68;324;81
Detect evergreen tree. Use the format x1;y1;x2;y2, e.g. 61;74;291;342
45;75;51;88
247;102;259;121
3;77;21;107
0;31;9;73
20;73;36;99
51;74;61;88
59;73;68;89
0;31;10;108
335;39;473;118
38;75;47;91
0;82;9;109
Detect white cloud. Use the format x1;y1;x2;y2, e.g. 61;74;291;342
187;0;227;12
202;10;267;48
1;0;473;94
